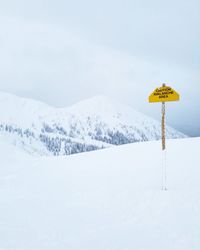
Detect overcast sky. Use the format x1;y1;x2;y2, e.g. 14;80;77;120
0;0;199;136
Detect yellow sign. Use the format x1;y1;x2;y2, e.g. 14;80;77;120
149;86;180;103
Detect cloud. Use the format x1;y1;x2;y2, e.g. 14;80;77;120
0;1;199;136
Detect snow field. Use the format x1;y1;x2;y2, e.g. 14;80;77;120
0;137;199;250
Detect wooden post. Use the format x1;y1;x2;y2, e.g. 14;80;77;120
162;101;166;151
161;83;167;190
149;83;180;191
162;83;166;151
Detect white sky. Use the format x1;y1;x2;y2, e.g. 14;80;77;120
0;0;199;136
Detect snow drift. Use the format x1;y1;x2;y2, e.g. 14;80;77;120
0;137;199;250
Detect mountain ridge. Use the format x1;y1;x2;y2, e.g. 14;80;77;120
0;91;186;156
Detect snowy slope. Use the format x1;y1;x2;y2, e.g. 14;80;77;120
0;137;199;250
0;91;186;156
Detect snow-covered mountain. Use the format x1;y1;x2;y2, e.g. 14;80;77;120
0;91;186;155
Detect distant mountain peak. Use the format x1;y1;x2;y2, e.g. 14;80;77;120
0;91;187;156
69;95;120;112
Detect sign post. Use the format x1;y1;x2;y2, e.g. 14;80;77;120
162;101;165;151
149;84;180;190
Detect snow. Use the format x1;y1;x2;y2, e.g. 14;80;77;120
0;137;199;250
0;91;186;156
0;91;54;129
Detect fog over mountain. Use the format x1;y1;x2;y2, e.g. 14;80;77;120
0;0;199;136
